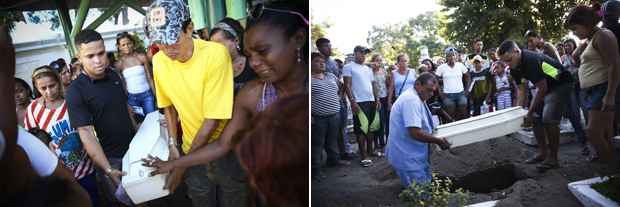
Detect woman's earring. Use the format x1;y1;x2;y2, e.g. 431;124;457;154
297;48;301;63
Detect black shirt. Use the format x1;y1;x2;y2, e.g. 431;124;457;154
233;59;258;95
66;68;135;158
511;50;573;91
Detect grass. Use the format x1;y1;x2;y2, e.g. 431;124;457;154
591;175;620;204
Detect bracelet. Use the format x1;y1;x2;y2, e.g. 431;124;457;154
168;137;177;146
105;167;113;175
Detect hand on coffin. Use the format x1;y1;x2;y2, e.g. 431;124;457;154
436;138;451;150
142;154;174;176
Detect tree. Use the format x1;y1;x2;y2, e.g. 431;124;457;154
439;0;590;52
367;11;447;67
310;14;343;57
25;10;61;31
0;11;24;32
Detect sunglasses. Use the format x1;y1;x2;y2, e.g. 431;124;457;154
116;31;131;38
248;3;309;26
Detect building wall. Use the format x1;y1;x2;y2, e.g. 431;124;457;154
14;27;146;88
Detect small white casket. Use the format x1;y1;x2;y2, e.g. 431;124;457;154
122;112;170;204
433;107;528;148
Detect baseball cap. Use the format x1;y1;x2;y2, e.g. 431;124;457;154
354;45;371;54
444;47;458;55
471;55;484;64
145;0;190;45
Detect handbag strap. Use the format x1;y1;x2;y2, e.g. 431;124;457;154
397;69;410;96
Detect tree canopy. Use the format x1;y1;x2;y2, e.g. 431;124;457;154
367;11;447;67
440;0;590;50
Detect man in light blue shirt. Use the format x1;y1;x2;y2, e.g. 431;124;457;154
386;72;451;187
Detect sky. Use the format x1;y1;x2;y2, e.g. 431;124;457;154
311;0;442;56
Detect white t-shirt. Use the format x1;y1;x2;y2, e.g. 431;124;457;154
16;127;58;177
435;62;468;93
342;62;375;103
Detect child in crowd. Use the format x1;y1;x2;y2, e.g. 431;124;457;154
490;61;518;110
467;55;493;116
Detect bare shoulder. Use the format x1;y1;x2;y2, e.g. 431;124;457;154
236;79;263;110
136;52;148;62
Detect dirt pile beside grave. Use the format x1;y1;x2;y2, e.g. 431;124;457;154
311;135;619;207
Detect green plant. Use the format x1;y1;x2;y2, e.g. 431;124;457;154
591;175;620;204
399;173;469;207
0;11;23;32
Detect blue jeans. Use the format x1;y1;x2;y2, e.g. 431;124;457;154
442;92;467;108
127;90;156;117
566;83;587;143
78;172;99;207
312;113;340;176
185;153;249;207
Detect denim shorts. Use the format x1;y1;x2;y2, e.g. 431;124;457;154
532;83;572;124
581;82;620;110
442;92;467;108
127;90;157;117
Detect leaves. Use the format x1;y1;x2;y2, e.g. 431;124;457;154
367;11;447;67
439;0;590;50
25;11;61;31
399;173;469;207
0;11;24;32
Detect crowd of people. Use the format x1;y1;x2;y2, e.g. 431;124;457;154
3;0;308;206
311;2;620;189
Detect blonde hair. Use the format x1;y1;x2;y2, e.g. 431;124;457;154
31;65;63;99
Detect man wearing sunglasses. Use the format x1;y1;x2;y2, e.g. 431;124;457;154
385;72;451;187
497;40;574;171
144;0;245;206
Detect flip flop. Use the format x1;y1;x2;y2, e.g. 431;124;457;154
360;159;372;167
524;156;545;164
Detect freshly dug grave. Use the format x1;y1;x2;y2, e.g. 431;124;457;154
311;135;620;207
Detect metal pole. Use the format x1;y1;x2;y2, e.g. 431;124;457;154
53;0;76;57
85;0;126;30
70;0;91;38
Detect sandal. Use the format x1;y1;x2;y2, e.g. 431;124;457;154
360;159;372;167
536;161;559;171
524;156;545;164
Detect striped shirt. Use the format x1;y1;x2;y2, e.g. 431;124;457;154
24;100;95;180
312;72;341;116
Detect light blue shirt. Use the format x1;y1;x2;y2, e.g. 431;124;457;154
386;88;436;171
392;69;416;97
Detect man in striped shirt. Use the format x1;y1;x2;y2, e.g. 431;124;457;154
311;52;345;181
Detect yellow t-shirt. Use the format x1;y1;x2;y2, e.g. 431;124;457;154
153;39;233;153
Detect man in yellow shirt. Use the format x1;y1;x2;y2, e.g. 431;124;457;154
145;0;246;206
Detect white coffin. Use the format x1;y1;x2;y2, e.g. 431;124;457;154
568;177;619;207
122;112;170;204
433;107;528;148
